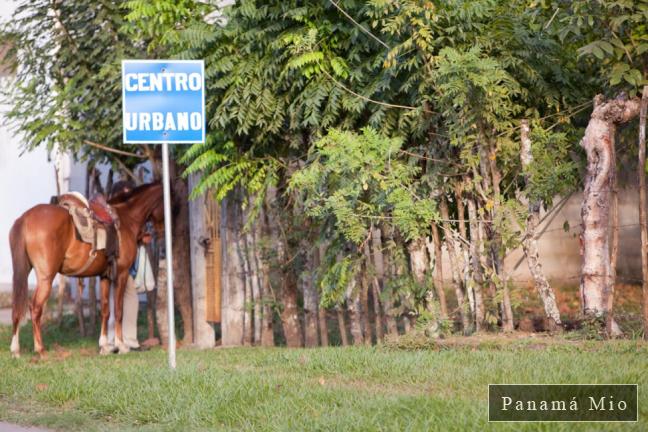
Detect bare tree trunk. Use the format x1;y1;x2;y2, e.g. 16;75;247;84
607;133;623;337
317;243;329;346
337;307;349;346
221;196;245;346
75;278;85;336
146;289;156;341
254;205;275;347
245;204;263;346
88;276;97;335
318;307;329;346
439;198;470;333
302;249;320;347
466;194;485;331
484;142;514;332
156;258;169;346
188;173;215;348
240;208;253;347
364;240;384;341
259;205;275;347
430;224;448;319
56;275;67;325
265;186;302;347
409;236;433;325
519;120;562;331
360;264;372;345
580;95;640;321
371;226;398;336
639;86;648;340
346;275;364;345
170;161;193;344
409;238;429;285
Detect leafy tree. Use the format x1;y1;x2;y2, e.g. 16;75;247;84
2;0;148;168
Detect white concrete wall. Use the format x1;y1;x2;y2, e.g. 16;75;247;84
0;93;58;291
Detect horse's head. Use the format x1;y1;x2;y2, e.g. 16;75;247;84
109;182;165;241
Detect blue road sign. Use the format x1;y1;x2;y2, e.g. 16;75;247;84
121;60;205;144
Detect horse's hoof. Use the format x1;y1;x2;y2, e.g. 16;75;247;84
99;345;114;356
117;344;130;355
11;351;20;359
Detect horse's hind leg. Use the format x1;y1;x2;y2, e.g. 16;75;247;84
98;277;113;355
31;274;54;357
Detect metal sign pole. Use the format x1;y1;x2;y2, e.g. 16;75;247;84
161;142;176;369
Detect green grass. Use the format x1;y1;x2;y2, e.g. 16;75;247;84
1;319;647;431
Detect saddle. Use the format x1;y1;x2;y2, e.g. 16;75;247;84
51;192;120;278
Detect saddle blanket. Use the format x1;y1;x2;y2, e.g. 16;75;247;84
52;193;117;255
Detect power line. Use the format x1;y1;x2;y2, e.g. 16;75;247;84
328;0;390;50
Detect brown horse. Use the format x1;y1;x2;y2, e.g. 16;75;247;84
9;182;164;357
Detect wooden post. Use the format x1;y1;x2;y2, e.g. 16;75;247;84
638;86;648;340
188;173;215;348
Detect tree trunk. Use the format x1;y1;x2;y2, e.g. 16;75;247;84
466;194;485;331
409;237;428;285
318;307;329;346
439;198;470;333
56;275;67;325
519;120;562;331
244;201;263;346
170;161;193;344
430;224;448;319
337;307;349;346
484;142;514;332
638;86;648;340
265;185;302;347
75;278;85;336
258;204;275;347
364;240;384;341
607;131;623;337
346;275;364;345
188;173;216;348
88;276;97;335
317;243;330;346
372;226;398;336
302;249;320;347
221;195;245;346
580;95;640;320
240;207;253;347
156;258;169;346
360;263;372;345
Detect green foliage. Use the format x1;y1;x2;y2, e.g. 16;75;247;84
1;0;153;169
123;0;208;54
290;127;436;244
558;0;648;93
526;124;579;205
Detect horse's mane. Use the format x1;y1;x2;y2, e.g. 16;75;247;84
108;182;161;205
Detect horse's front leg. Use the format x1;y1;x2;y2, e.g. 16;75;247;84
98;277;113;355
114;271;130;354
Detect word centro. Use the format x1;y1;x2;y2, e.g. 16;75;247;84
124;112;202;132
123;72;202;92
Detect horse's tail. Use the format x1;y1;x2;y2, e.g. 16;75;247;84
9;217;31;332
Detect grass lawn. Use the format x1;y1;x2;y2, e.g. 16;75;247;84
0;320;647;431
